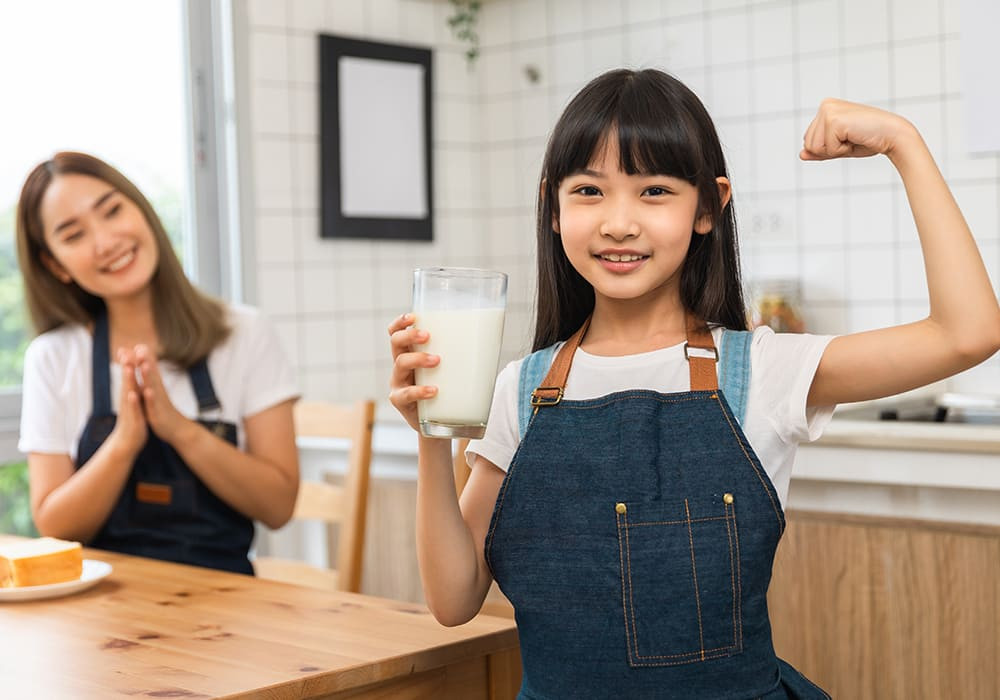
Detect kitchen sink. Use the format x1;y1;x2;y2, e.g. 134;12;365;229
834;392;1000;425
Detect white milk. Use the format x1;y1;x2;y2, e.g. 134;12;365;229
414;307;506;435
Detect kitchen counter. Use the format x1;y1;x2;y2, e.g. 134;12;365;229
815;416;1000;454
793;399;1000;526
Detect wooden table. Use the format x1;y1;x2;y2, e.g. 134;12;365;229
0;537;520;699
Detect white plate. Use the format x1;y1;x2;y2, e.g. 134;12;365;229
0;559;112;602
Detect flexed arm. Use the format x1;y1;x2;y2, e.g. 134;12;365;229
803;99;1000;407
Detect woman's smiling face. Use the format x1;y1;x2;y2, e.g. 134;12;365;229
39;173;159;303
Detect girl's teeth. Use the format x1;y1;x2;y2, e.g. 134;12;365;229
603;254;643;262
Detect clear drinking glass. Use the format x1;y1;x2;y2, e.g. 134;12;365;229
412;267;508;439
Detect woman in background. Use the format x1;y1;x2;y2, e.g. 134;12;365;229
16;151;299;574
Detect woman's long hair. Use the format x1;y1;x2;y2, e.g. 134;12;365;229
533;69;747;350
16;152;230;367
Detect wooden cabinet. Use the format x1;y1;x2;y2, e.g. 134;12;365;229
768;510;1000;700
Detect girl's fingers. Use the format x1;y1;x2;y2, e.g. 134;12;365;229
802;117;818;153
387;313;415;336
389;327;430;358
391;351;439;384
825;120;850;158
388;384;437;409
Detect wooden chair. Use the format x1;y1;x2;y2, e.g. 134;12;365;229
254;399;375;592
454;439;516;619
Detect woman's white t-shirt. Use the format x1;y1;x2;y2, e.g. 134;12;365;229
18;304;298;461
468;326;836;508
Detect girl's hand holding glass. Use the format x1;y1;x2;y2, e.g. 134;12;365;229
387;313;440;433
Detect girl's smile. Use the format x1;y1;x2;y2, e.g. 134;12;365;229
595;248;650;272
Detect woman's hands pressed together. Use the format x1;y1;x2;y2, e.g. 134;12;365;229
387;313;439;433
132;344;193;444
110;347;148;459
112;344;197;451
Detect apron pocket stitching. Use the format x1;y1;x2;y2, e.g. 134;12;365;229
684;498;707;661
724;501;743;651
618;497;743;667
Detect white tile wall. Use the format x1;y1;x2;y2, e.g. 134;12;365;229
241;0;1000;404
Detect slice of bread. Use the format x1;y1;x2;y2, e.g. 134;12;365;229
0;537;83;587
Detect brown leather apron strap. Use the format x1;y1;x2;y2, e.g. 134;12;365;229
685;314;719;391
530;314;719;406
530;317;591;407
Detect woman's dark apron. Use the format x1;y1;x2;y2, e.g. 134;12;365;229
485;318;829;699
75;311;254;574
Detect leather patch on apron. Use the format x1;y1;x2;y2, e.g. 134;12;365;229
136;482;172;505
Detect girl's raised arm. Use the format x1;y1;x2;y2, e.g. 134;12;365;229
802;99;1000;407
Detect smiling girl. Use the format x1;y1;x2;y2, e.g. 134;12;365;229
388;69;1000;698
15;152;299;574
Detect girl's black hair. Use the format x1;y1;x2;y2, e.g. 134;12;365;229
533;68;748;351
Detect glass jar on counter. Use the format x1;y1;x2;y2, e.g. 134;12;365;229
750;278;805;333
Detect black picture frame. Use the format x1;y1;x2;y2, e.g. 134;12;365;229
319;34;434;241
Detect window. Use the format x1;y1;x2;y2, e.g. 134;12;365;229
0;0;238;465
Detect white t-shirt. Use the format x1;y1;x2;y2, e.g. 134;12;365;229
468;326;836;508
19;304;298;461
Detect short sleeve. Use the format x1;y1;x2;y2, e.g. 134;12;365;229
465;359;522;473
749;326;837;444
234;309;300;418
18;336;73;455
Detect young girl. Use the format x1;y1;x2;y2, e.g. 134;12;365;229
16;152;299;575
388;69;1000;698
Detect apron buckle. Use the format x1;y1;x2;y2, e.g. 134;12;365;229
530;387;564;407
684;342;718;361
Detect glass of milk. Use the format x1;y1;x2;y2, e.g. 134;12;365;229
412;267;507;439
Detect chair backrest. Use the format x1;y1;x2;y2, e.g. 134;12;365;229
255;399;375;592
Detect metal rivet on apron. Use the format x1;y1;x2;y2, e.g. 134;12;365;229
615;502;627;514
723;493;734;504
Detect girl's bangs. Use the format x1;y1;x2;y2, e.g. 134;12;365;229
613;104;703;182
548;89;704;185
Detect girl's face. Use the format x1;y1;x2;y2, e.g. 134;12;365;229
39;173;159;303
555;138;722;309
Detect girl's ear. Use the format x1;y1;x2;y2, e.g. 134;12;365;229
41;252;72;284
694;177;732;234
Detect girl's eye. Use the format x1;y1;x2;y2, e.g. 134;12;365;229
63;230;84;243
643;186;670;196
573;185;601;196
106;203;122;217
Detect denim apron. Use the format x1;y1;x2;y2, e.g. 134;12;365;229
75;311;254;574
485;318;829;699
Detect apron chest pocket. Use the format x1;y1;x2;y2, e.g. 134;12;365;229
615;494;743;667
